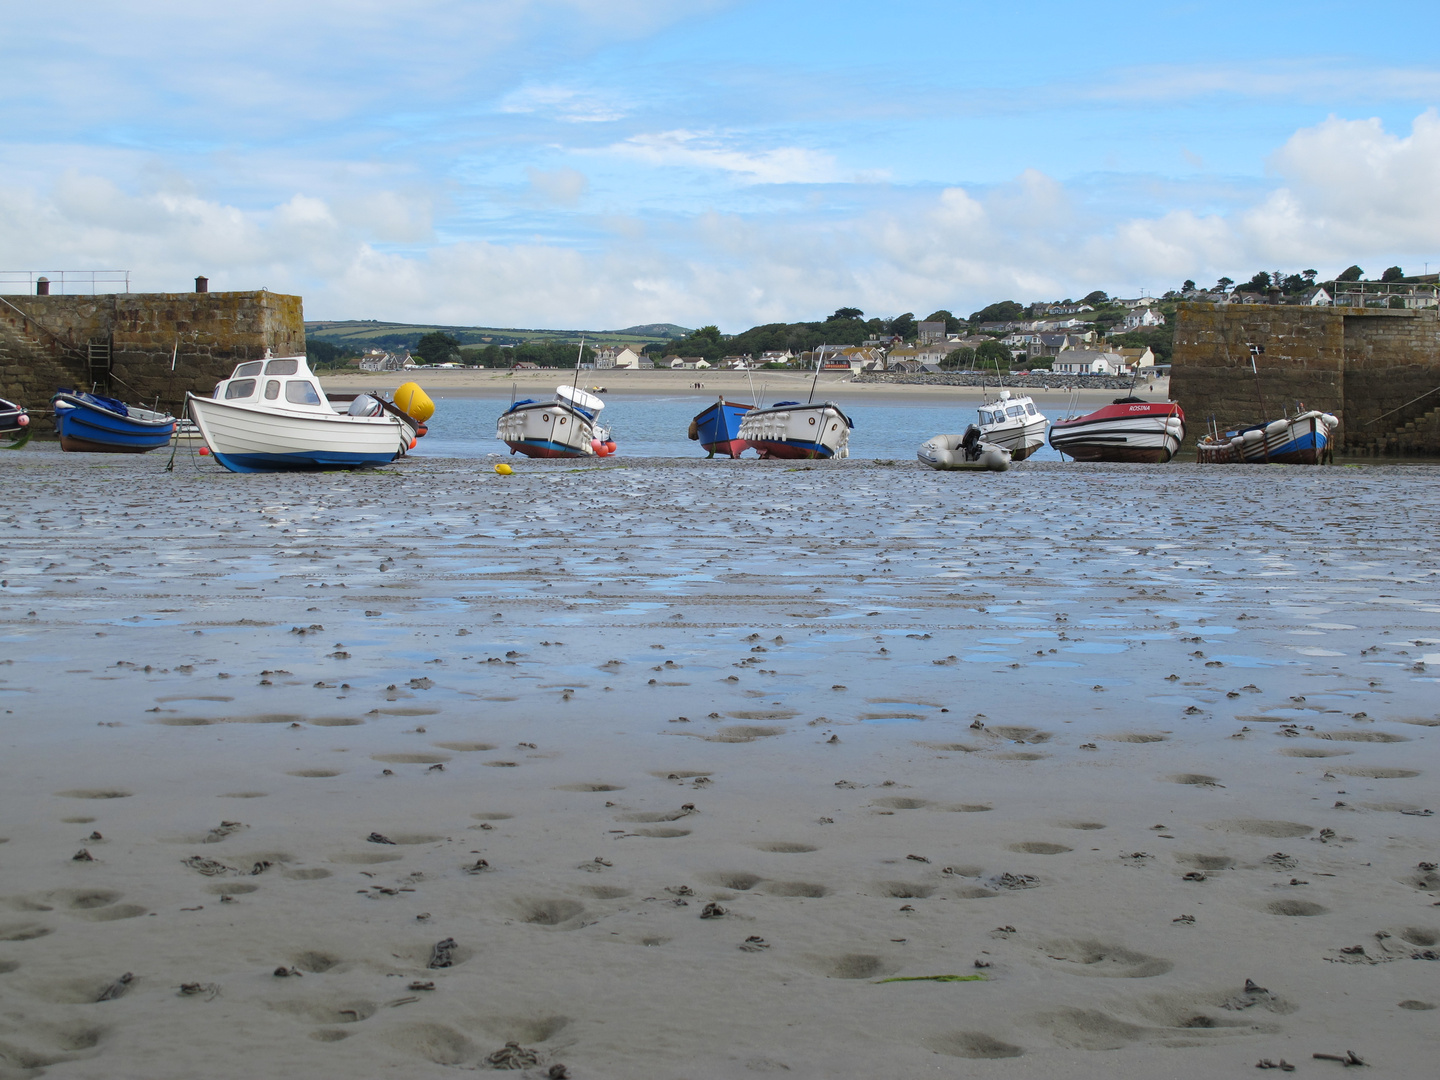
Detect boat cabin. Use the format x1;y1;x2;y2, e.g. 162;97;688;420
212;356;332;413
979;394;1040;427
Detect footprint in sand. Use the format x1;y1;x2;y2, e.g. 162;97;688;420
761;881;829;897
1175;854;1236;872
1030;938;1173;978
53;790;132;800
1261;899;1329;917
431;742;496;752
554;783;624;792
701;725;785;743
1333;766;1420;779
874;881;935;899
308;717;364;727
800;953;899;980
510;898;587;929
384;1022;477;1066
1167;773;1223;786
0;923;53;942
1007;842;1072;855
1205;819;1312;838
1101;732;1169;743
870;796;929;810
371;753;451;765
751;841;817;854
924;1031;1025;1059
698;872;762;891
287;769;343;778
1319;731;1410;742
1279;747;1352;758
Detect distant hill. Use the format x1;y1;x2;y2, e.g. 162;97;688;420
305;319;691;352
613;323;691;338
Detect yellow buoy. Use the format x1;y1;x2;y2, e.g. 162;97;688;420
494;463;513;475
393;382;435;423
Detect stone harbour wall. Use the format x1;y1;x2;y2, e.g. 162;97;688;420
1171;303;1440;455
0;291;305;429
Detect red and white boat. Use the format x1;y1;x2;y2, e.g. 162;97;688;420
1047;395;1185;463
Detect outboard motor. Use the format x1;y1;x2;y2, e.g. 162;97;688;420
347;394;384;417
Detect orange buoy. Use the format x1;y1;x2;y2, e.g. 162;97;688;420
409;438;417;450
198;446;210;455
604;440;617;454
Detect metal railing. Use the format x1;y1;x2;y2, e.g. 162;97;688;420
1326;280;1439;309
0;270;131;295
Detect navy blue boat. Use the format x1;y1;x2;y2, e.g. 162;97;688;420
51;390;176;453
688;398;752;457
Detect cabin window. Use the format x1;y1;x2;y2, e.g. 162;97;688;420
264;380;280;400
265;358;299;375
285;380;322;405
224;379;256;399
1007;406;1025;418
1025;403;1037;415
235;362;263;377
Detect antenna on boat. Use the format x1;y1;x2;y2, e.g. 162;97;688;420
571;336;585;395
807;344;824;405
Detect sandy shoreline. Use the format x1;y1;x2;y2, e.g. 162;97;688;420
320;368;1170;405
1;445;1436;1079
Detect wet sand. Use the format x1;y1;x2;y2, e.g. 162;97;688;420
321;368;1170;406
0;445;1436;1079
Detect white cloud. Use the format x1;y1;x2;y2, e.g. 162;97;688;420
602;130;840;184
500;85;630;123
526;167;590;206
4;112;1438;328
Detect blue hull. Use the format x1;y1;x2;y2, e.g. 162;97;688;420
505;438;590;458
693;401;751;457
53;395;174;453
211;450;395;473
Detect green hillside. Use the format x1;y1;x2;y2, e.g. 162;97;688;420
305;319;691;352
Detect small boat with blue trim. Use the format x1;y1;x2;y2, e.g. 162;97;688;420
1195;409;1337;465
497;385;614;458
688;397;752;458
51;390;176;453
738;400;851;459
186;354;419;472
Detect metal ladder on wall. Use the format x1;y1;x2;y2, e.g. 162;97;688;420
86;339;112;389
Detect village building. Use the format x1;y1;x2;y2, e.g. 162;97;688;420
1053;350;1127;376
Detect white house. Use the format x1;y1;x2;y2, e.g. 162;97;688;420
669;356;711;369
1054;350;1125;375
612;346;642;369
1113;346;1155;369
1118;307;1167;331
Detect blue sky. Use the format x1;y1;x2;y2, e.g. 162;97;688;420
2;1;1437;328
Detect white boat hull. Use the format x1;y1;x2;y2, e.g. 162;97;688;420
738;402;851;458
188;394;410;472
979;415;1047;460
496;401;603;457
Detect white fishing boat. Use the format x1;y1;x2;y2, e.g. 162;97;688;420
497;385;613;458
187;354;418;473
1196;410;1338;465
917;425;1011;471
738;400;852;459
977;390;1046;460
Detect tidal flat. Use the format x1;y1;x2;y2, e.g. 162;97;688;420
0;446;1437;1079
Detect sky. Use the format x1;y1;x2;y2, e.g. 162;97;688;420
2;0;1438;330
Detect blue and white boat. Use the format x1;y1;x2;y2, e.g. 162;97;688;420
1196;409;1338;465
51;390;176;453
187;354;417;473
738;400;852;459
497;385;613;458
688;397;752;458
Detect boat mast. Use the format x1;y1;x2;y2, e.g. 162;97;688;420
807;344;824;405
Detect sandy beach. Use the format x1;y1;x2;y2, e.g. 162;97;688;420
320;368;1170;406
1;445;1436;1080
